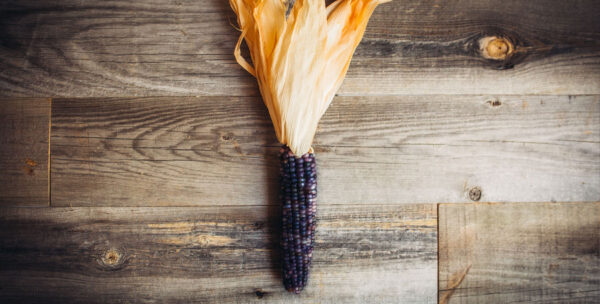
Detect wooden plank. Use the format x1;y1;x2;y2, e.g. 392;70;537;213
51;95;600;206
0;204;437;303
0;98;49;206
0;0;598;97
438;202;600;304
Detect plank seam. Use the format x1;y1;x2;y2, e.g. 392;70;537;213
48;94;600;100
437;202;440;302
48;97;52;207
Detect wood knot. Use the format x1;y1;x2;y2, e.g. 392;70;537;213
98;248;126;270
103;249;120;265
480;36;513;60
468;187;482;201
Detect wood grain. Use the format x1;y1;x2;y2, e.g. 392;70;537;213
1;0;599;97
438;202;600;304
0;98;49;206
0;204;437;303
51;95;600;206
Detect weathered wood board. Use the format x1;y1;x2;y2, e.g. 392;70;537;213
438;202;600;304
51;95;600;206
1;0;599;97
0;98;49;206
1;1;599;303
0;204;437;303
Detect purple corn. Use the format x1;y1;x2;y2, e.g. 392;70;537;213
279;145;317;294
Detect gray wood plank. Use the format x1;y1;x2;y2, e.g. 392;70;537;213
51;95;600;206
0;204;437;303
1;0;599;97
438;202;600;304
0;98;49;206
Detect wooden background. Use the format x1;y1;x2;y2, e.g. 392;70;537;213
1;0;599;303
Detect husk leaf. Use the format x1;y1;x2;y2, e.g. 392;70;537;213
230;0;389;155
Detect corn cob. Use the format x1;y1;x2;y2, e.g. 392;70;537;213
279;145;317;293
229;0;389;294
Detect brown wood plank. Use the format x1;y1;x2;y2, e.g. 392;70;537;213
438;202;600;304
51;95;600;206
0;204;437;303
1;0;599;97
0;98;50;206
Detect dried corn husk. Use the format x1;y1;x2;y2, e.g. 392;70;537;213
230;0;389;156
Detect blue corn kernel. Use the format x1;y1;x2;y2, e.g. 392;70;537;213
279;145;317;293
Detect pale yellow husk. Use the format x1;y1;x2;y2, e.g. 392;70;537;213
230;0;389;155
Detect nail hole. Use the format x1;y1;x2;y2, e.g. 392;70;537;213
468;187;482;201
487;99;502;107
22;158;38;176
25;158;38;167
255;289;266;299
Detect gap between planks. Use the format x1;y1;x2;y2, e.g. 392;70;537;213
48;98;52;207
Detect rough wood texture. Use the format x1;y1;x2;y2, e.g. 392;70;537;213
51;95;600;206
0;204;437;303
0;98;49;206
1;0;599;97
2;1;600;302
438;202;600;304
